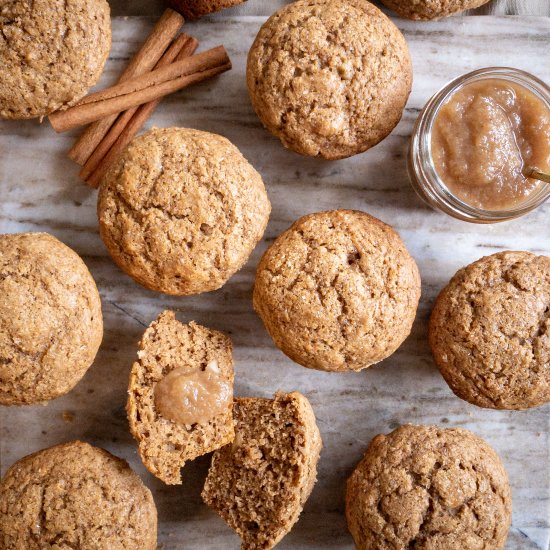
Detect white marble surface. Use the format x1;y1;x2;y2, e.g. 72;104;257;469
110;0;550;16
0;14;549;550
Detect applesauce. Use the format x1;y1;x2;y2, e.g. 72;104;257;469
154;360;231;427
431;79;550;210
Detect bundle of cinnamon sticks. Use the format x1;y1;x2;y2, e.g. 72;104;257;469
50;9;232;188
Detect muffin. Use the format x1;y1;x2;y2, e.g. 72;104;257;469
167;0;247;18
0;233;103;405
246;0;412;159
429;251;550;410
98;127;271;296
128;310;235;485
253;210;421;372
0;441;157;550
0;0;111;120
346;424;512;550
202;392;322;550
379;0;491;20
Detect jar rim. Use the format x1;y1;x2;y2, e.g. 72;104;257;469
408;67;550;223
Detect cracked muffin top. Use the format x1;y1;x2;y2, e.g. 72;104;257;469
379;0;491;20
98;127;271;296
346;424;512;550
246;0;412;159
0;0;111;119
0;232;103;405
253;210;421;372
429;251;550;410
0;441;157;550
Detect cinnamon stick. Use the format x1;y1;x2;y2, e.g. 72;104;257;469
68;8;184;165
49;46;230;133
80;34;199;183
85;36;201;188
77;47;228;106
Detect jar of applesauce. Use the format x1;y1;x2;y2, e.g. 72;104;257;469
408;67;550;223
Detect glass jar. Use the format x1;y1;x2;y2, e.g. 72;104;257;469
408;67;550;223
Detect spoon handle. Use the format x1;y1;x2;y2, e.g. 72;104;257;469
524;167;550;184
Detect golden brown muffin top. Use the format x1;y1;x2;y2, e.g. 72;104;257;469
380;0;490;20
0;0;111;119
347;424;512;550
0;232;103;405
98;127;271;296
247;0;412;159
0;441;157;550
429;251;550;410
253;210;421;371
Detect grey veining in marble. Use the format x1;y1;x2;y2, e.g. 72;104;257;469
0;15;549;550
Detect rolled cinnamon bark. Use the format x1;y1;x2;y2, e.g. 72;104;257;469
68;8;184;165
49;47;231;133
